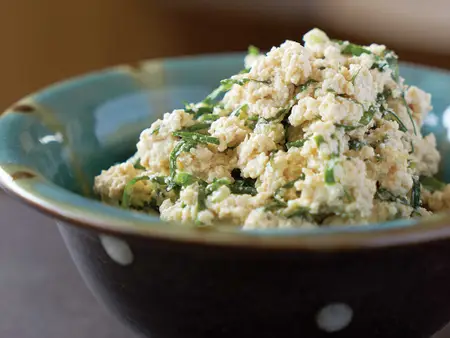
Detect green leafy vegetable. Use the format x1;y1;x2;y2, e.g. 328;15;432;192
239;68;251;74
229;179;257;196
411;178;421;209
205;178;232;195
385;51;399;83
285;206;311;219
348;139;367;151
169;140;197;178
314;135;325;147
297;79;318;94
172;131;220;145
340;42;372;56
376;187;409;205
401;93;417;135
248;45;260;55
199;114;220;122
182;123;211;132
420;176;446;192
286;139;306;149
359;106;377;126
133;158;146;170
324;161;336;185
264;199;288;212
173;172;197;187
121;176;149;208
383;109;408;132
351;67;362;84
151;127;160;135
231;104;249;117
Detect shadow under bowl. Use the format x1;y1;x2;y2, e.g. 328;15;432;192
1;53;450;338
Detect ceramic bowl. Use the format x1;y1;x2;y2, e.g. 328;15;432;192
1;54;450;338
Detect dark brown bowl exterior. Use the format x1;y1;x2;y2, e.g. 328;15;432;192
57;221;450;338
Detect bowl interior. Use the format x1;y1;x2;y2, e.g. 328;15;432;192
1;54;450;236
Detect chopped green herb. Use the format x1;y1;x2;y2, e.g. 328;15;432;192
335;106;375;131
197;182;207;213
351;67;362;84
199;114;220;122
133;158;146;170
286;139;306;149
359;106;377;126
173;131;220;145
151;127;160;135
205;178;232;195
173;172;197;187
376;187;409;205
348;139;367;151
340;42;372;56
121;176;149;208
401;93;417;135
149;176;167;185
420;176;446;192
229;179;257;196
231;104;249;117
383;109;408;132
239;68;251;74
220;78;250;90
298;79;318;94
264;199;287;212
285;206;311;219
314;135;325;147
265;107;290;122
335;123;359;131
324;160;336;185
411;178;421;209
385;51;399;83
343;188;355;203
248;45;260;55
169;140;197;179
182;123;211;132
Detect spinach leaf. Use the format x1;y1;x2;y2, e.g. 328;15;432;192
121;176;149;208
172;131;220;145
286;139;307;149
411;178;421;209
229;179;257;196
169;140;197;179
340;43;372;56
348;139;367;151
248;45;260;55
383;109;408;132
420;176;446;192
133;158;146;170
182;123;211;132
376;187;409;205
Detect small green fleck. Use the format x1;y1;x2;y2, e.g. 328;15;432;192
324;162;336;185
121;176;149;208
314;135;325;147
248;45;260;55
133;158;146;170
286;139;306;149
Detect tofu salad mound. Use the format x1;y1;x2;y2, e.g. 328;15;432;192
94;28;450;229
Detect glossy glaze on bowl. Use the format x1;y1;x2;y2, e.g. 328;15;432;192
1;54;450;338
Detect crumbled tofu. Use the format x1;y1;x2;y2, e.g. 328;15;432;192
94;28;446;229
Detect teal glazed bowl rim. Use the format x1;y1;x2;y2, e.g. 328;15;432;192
1;52;450;250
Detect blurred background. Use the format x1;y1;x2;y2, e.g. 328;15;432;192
1;1;449;337
0;0;449;110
